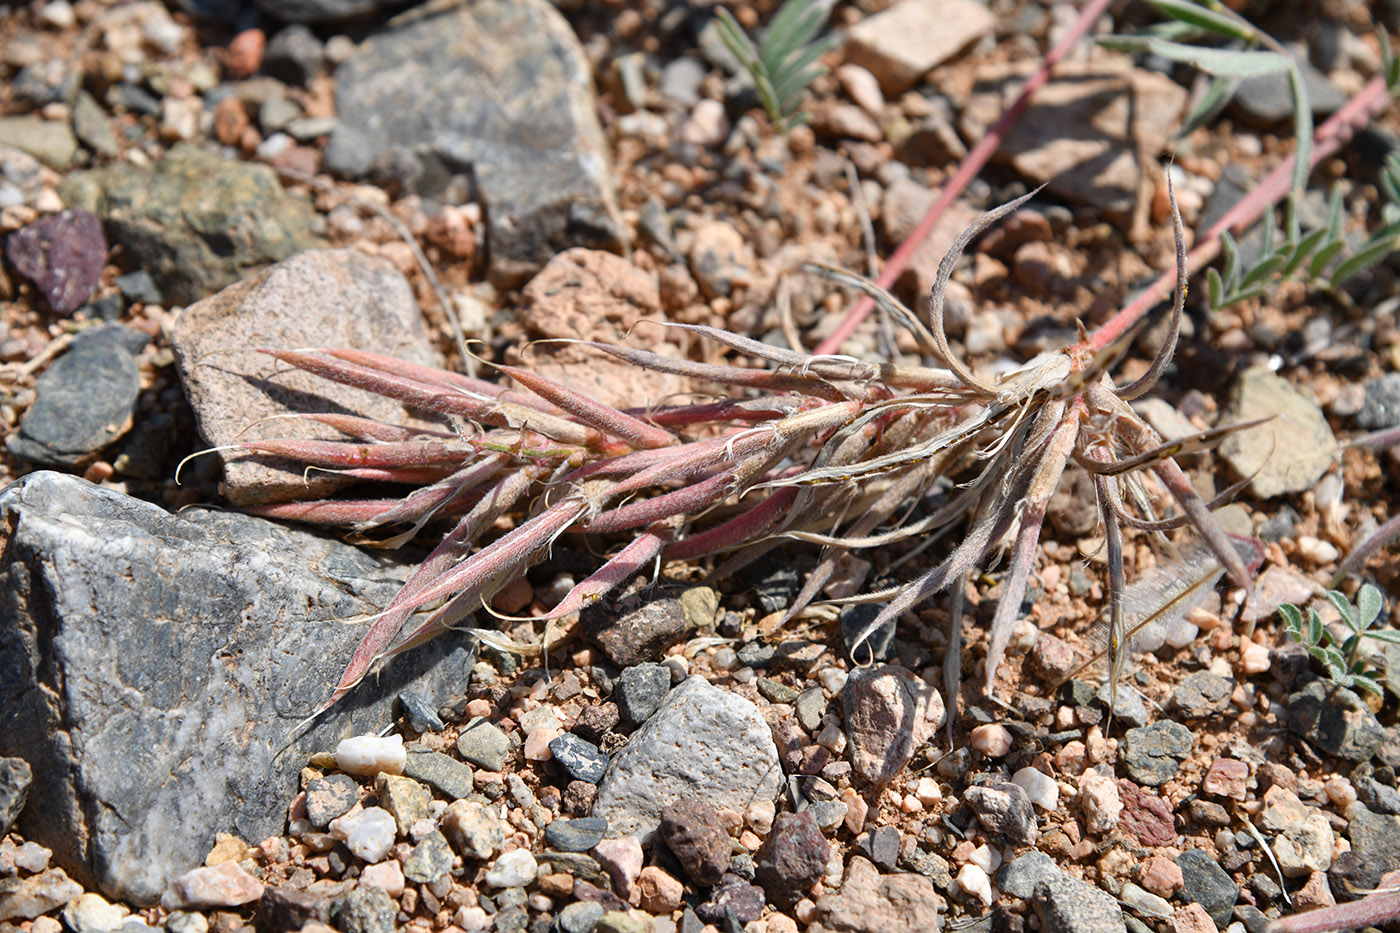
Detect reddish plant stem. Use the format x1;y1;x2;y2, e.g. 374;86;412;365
1091;75;1392;351
814;0;1115;355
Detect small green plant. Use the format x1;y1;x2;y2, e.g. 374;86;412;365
713;0;834;133
1279;583;1394;696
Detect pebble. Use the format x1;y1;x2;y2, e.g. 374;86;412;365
329;806;397;863
61;892;128;933
263;23;324;87
1171;903;1218;933
545;817;609;853
1202;758;1249;801
160;863;263;911
402;830;454;884
1140;854;1184;897
1296;535;1340;565
965;782;1039;845
486;849;538;888
1176;850;1238;927
593;836;643;899
689;219;753;299
616;663;672;724
457;718;511;772
4;208;106;315
1034;873;1125;933
1289;680;1386;761
635;866;684;914
998;851;1062;899
1170;671;1235;718
696;879;765;925
1121;881;1173;920
558;901;605;933
1121;720;1194;786
679;99;729;148
333;734;406;777
1219;366;1338;497
1119;782;1176;846
835;63;885;116
755;811;829;907
330;885;396;933
1273;811;1335;876
1012;766;1060;811
1358;373;1400;429
811;855;944;933
1240;641;1271;675
305;774;359;828
376;773;429;834
956;862;993;907
660;798;730;885
844;664;945;785
845;0;995;94
403;747;473;800
970;723;1013;758
359;859;404;897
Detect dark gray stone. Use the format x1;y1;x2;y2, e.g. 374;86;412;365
841;603;894;663
253;0;400;22
257;885;336;932
0;471;473;905
1358;373;1400;430
263;24;324;86
331;884;396;933
1034;874;1125;933
1095;683;1148;727
998;851;1062;899
403;830;453;884
859;825;901;872
1176;849;1238;927
457;718;511;772
4;208;106;315
543;816;607;853
1289;680;1386;762
399;689;446;734
1120;720;1194;786
59;144;321;305
403;746;473;800
549;733;608;784
7;325;145;466
581;585;693;668
1231;55;1348;125
326;0;623;284
616;663;672;725
0;757;32;837
1331;805;1400;897
1170;671;1234;719
305;773;359;828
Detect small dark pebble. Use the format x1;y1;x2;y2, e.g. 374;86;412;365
544;817;608;853
398;689;446;733
616;663;671;725
1177;849;1239;927
549;733;609;784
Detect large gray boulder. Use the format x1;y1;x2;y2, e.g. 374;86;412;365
325;0;624;284
0;472;473;905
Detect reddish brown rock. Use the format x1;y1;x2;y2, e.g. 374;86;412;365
1118;781;1176;847
5;209;106;315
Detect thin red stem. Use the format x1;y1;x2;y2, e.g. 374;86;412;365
814;0;1115;355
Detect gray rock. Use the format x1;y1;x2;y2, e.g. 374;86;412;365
549;734;608;785
327;0;623;284
305;773;359;828
1120;720;1194;786
1357;373;1400;430
0;757;31;837
1289;680;1386;762
998;851;1062;899
965;782;1038;845
115;270;163;305
1034;874;1125;933
580;587;694;668
399;689;446;734
0;116;77;170
1231;55;1347;125
403;747;473;800
1096;683;1149;728
167;248;437;506
616;664;671;726
13;60;78;107
4;208;106;315
1177;849;1238;927
558;900;605;933
1219;366;1338;498
544;816;608;853
8;325;145;467
72;91;119;157
59;144;322;306
331;884;396;933
1332;804;1400;895
696;879;766;925
0;471;473;905
591;676;782;842
402;830;453;884
457;718;511;772
1170;672;1235;719
795;688;827;733
263;24;324;86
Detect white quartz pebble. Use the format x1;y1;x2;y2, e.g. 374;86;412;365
956;863;993;908
1012;766;1060;811
329;806;397;863
334;734;406;776
485;849;539;888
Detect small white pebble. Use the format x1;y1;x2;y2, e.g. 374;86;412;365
39;1;76;28
712;646;737;670
485;849;538;888
818;667;848;694
1297;535;1340;565
661;655;689;682
914;777;942;805
747;799;776;835
901;794;923;814
968;843;997;874
969;723;1013;758
1240;640;1271;675
956;863;993;908
334;734;406;776
1324;776;1358;808
328;806;396;863
1012;766;1060;811
1078;770;1122;834
733;666;756;684
455;906;490;931
817;716;847;754
794;899;818;924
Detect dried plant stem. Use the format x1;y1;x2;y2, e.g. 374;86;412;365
1268;888;1400;933
1092;75;1392;351
814;0;1115;355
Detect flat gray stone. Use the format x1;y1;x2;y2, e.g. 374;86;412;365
1034;874;1125;933
592;676;781;843
1120;720;1194;786
0;471;473;905
1289;679;1386;762
59;144;322;305
167;248;438;506
456;719;511;773
404;747;474;800
1219;366;1338;498
327;0;623;285
998;851;1062;899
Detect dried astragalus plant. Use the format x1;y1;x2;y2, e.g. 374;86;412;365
220;181;1256;724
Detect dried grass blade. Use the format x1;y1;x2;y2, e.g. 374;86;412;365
501;365;677;450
